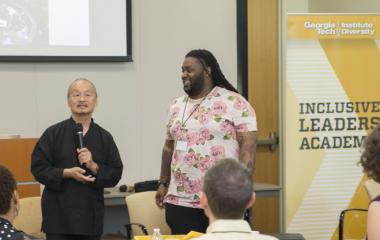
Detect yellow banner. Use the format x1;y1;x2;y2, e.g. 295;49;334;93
288;15;380;39
285;14;379;240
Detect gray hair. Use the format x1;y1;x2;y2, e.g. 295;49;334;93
67;78;98;99
203;158;253;219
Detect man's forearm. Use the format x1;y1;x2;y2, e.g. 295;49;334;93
239;144;256;173
160;140;174;183
237;131;257;173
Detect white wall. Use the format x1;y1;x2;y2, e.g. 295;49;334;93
0;0;237;185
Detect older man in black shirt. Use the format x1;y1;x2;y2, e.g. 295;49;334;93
31;78;123;240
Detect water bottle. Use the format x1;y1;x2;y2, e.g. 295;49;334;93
152;228;163;240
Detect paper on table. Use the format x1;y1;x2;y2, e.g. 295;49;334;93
134;231;203;240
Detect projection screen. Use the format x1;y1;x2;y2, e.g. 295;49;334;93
0;0;132;62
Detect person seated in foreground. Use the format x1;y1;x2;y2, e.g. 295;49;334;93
360;126;380;240
193;158;277;240
0;165;41;240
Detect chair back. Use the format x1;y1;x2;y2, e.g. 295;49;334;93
13;196;45;239
338;208;367;240
125;191;170;236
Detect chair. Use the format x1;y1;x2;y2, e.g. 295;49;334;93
338;208;367;240
13;196;45;239
125;191;170;239
269;233;305;240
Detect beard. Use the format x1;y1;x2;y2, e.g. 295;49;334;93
183;73;205;97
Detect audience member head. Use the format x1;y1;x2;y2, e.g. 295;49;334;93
0;165;19;222
184;49;239;94
200;158;255;222
360;126;380;183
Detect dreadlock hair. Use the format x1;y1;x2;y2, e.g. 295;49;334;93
185;49;239;93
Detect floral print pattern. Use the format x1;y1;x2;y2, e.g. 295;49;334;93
164;86;257;208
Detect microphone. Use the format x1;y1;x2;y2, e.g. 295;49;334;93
75;123;84;149
75;123;90;176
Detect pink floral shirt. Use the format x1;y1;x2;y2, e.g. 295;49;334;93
164;86;257;208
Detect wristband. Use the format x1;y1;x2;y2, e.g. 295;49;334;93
158;180;169;188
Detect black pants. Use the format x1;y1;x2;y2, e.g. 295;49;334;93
46;234;100;240
165;203;209;234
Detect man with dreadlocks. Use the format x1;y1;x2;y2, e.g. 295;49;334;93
155;49;257;234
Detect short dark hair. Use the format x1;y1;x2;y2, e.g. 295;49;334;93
360;126;380;183
0;165;17;214
185;49;239;93
203;158;253;219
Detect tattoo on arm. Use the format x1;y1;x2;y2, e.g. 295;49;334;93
160;140;174;183
237;131;257;173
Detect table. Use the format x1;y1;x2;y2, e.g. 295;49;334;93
104;187;132;206
102;183;281;235
103;187;131;235
104;182;281;206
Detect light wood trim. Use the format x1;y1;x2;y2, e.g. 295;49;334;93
0;138;38;182
248;0;280;233
0;138;40;197
248;0;279;184
17;184;41;198
253;196;280;233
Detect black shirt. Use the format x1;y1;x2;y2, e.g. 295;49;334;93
31;118;123;236
0;217;25;240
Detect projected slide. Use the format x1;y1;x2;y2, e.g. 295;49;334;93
0;0;130;61
0;0;47;45
48;0;89;46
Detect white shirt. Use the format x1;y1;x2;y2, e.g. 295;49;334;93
193;219;278;240
164;86;257;208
